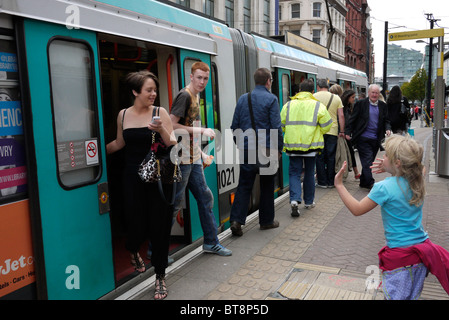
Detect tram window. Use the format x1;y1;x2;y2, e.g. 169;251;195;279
282;73;290;104
48;39;101;189
211;63;221;132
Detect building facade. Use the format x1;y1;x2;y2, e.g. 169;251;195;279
278;0;347;64
166;0;374;80
345;0;372;80
387;43;424;88
168;0;277;36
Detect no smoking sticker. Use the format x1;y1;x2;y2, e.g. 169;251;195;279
57;138;101;172
85;139;99;166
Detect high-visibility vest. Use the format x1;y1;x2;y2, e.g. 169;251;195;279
280;92;332;153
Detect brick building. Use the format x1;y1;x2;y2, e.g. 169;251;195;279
345;0;373;81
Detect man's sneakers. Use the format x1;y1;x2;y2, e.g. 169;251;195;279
316;183;335;189
291;201;300;217
291;200;316;216
203;243;232;256
304;202;316;209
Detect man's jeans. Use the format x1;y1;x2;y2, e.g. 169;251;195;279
316;134;338;187
173;164;218;245
230;163;275;226
289;156;316;205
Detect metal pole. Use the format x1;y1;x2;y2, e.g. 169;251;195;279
382;21;388;96
435;36;446;176
425;17;434;127
434;36;445;131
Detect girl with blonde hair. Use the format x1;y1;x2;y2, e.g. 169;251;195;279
334;135;449;299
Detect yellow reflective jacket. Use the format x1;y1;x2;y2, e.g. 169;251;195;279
280;91;332;153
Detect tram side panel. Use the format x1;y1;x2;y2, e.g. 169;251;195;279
216;29;268;218
253;36;290;196
213;32;243;226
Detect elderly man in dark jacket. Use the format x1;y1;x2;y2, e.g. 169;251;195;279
345;84;391;189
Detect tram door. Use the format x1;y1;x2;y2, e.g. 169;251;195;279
20;19;114;299
177;49;220;242
276;68;291;190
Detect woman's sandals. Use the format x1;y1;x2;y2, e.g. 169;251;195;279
130;252;146;273
154;274;168;300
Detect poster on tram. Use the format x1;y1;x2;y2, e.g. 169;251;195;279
0;44;34;299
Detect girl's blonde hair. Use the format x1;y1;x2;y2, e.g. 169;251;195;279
384;135;425;206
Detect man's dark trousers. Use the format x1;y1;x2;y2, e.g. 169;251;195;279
356;137;379;188
230;163;275;226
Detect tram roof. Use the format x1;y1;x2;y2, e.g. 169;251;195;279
252;34;368;80
96;0;232;41
0;0;225;55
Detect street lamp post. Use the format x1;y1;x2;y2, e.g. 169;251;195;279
426;22;434;126
382;21;388;97
424;14;440;127
417;40;437;126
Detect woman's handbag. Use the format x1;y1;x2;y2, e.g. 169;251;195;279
137;107;182;205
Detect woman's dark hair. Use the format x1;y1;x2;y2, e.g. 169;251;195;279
125;70;159;94
387;85;402;104
341;89;356;113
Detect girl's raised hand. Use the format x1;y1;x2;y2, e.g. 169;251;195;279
334;161;347;187
370;158;385;174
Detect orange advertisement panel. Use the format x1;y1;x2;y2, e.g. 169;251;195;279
0;200;35;298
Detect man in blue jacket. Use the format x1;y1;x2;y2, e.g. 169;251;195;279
230;68;283;236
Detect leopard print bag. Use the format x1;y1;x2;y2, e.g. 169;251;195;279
138;131;182;184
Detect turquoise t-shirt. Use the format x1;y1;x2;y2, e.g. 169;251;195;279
368;176;428;248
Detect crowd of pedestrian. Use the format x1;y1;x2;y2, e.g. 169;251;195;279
108;64;448;300
231;76;448;300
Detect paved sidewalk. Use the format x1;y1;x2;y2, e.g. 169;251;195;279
117;123;449;301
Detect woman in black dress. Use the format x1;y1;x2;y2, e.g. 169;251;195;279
107;70;176;300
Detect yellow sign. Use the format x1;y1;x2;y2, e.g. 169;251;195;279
389;28;444;41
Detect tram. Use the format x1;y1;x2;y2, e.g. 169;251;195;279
0;0;368;299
